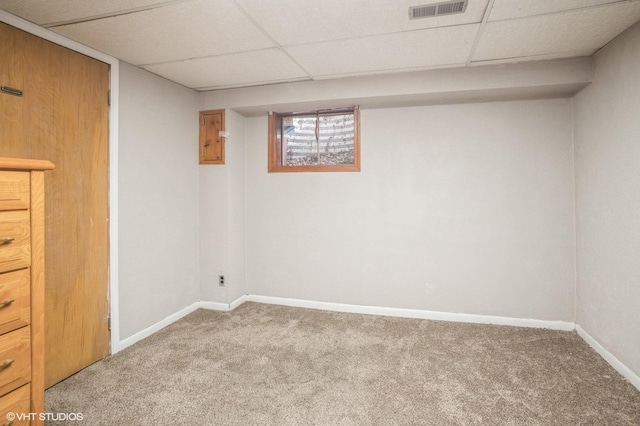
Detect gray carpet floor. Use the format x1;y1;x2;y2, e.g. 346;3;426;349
46;302;640;425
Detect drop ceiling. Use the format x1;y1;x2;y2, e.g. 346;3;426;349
1;0;639;91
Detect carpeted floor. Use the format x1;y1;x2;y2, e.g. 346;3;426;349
46;302;640;425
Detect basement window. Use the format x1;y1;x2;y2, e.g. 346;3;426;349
268;107;360;172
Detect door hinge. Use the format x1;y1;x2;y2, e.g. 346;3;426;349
107;90;111;106
107;316;111;331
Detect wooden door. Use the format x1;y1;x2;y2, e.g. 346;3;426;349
0;23;27;158
0;22;110;387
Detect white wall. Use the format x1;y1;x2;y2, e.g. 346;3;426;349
199;109;246;304
118;62;200;339
573;21;640;377
225;110;247;303
244;99;576;320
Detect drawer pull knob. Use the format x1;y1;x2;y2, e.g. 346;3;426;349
0;359;13;371
0;299;14;309
0;238;14;246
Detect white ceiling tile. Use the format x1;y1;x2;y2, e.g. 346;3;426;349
2;0;640;90
51;0;274;65
474;2;640;61
488;0;624;21
0;0;181;25
142;48;310;90
286;24;480;78
235;0;489;46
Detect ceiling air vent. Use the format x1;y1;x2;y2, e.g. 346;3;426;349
409;0;468;19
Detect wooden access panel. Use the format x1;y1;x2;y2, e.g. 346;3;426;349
199;109;225;164
0;22;111;388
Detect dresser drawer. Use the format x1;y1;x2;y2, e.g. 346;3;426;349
0;384;30;426
0;212;30;275
0;327;30;397
0;172;29;212
0;270;30;336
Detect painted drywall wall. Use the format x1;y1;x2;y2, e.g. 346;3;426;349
244;99;576;320
199;109;247;304
118;62;200;340
225;109;248;303
573;21;640;377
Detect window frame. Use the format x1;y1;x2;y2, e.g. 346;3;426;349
268;107;360;173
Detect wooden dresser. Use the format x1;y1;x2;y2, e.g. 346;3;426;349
0;158;54;426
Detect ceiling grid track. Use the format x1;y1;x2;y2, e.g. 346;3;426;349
488;0;637;23
44;0;195;28
228;0;315;82
465;0;496;67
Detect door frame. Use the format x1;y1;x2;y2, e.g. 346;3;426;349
0;10;123;353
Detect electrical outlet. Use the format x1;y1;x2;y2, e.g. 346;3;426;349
218;275;225;287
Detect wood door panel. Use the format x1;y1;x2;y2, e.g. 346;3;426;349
43;42;110;387
200;110;225;164
0;22;110;388
0;23;29;159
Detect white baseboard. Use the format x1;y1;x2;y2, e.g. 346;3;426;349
115;297;244;353
115;302;202;353
246;295;575;331
576;325;640;391
197;301;232;311
230;294;249;310
115;295;639;394
114;294;574;354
